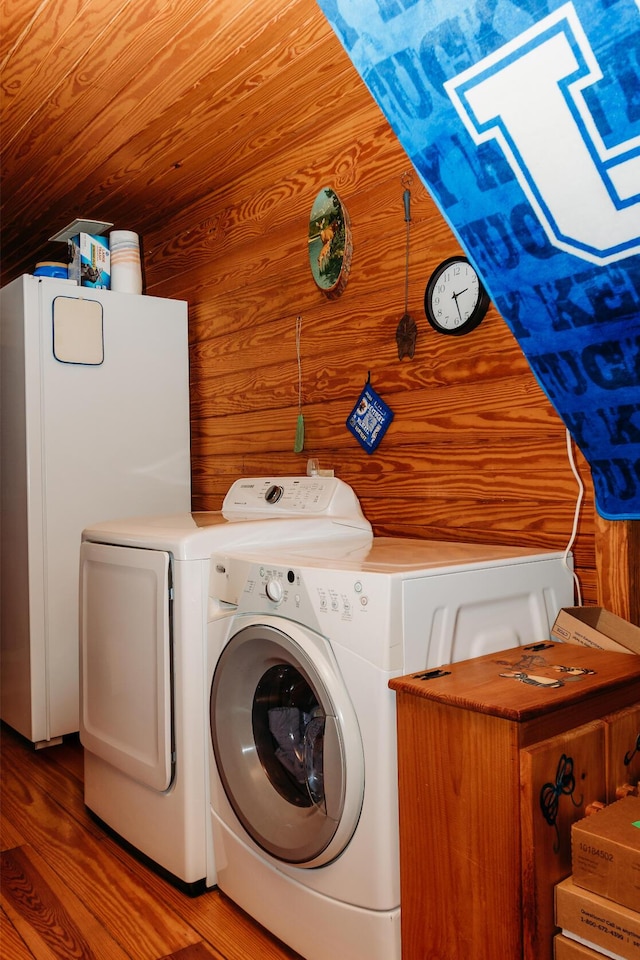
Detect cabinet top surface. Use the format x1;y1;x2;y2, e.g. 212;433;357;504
389;641;640;721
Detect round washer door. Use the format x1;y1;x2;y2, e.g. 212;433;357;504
210;620;364;867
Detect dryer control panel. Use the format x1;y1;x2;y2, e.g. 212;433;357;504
222;476;371;524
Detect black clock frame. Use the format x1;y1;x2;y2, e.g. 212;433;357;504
424;255;490;336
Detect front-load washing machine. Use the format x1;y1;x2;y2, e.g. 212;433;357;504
207;536;575;958
79;476;372;893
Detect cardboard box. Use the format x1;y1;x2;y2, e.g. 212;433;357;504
551;608;640;656
572;798;640;912
555;931;622;958
556;876;640;960
68;233;110;288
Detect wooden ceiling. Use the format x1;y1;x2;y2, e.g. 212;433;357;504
0;0;340;286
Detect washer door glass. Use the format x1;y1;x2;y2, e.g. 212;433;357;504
210;622;363;866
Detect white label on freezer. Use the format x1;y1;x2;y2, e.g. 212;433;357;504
52;296;104;365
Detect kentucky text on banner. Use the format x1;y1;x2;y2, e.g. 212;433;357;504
316;0;640;519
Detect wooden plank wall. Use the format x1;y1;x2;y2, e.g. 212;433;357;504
141;0;599;610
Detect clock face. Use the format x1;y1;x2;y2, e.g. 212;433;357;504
424;256;489;335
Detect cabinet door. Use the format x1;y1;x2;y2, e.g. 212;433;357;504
520;721;606;960
603;703;640;802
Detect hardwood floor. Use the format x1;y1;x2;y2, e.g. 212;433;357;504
0;723;303;959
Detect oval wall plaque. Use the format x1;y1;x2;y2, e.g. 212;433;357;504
308;187;353;299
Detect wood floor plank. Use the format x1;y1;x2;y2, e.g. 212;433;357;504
0;730;109;843
0;732;201;959
1;845;131;959
40;733;85;781
143;888;304;960
1;808;28;851
0;723;303;960
162;943;225;959
0;903;35;959
94;831;304;960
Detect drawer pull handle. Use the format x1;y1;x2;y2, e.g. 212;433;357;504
412;669;451;681
540;753;583;852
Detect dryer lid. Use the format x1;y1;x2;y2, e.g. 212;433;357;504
82;477;371;559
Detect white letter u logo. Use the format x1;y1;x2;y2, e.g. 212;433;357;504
445;2;640;265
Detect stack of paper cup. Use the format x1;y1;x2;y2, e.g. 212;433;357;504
110;230;143;294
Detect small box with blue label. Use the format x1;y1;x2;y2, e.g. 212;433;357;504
68;233;110;289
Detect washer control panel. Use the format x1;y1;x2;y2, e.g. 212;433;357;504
211;557;363;613
208;553;396;667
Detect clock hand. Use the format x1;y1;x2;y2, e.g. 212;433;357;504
451;289;463;322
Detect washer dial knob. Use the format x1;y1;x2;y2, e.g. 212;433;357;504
265;578;283;603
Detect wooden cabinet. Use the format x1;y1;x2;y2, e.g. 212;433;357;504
389;642;640;960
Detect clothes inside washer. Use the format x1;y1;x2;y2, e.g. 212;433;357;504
268;706;325;804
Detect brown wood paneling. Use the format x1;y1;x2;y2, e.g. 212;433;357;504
595;516;640;625
0;0;43;67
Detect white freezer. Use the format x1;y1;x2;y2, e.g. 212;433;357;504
0;274;191;744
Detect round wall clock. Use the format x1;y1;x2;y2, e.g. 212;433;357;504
424;256;490;335
308;187;353;300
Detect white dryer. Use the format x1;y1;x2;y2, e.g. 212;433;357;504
79;476;371;893
207;536;575;959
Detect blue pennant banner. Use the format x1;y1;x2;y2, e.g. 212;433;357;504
317;0;640;519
